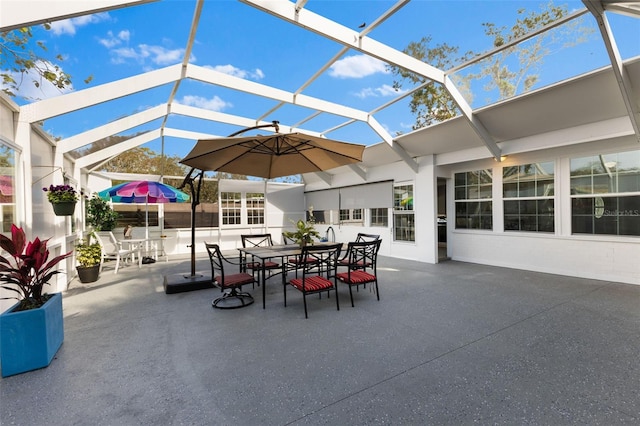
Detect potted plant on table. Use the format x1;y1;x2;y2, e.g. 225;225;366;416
0;224;71;377
43;184;80;216
75;234;102;283
283;219;320;248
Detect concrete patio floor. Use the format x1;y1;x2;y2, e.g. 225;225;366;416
1;254;639;425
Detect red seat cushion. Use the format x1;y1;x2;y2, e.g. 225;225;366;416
215;273;255;289
290;275;333;292
337;270;376;284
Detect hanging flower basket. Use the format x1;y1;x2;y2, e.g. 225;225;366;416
43;184;80;216
51;201;76;216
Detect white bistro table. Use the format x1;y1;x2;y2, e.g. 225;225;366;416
122;237;171;262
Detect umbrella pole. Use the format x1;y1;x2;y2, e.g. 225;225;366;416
186;171;204;276
186;121;279;276
164;121;280;294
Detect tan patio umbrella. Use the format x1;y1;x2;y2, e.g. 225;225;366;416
165;122;365;294
180;132;365;179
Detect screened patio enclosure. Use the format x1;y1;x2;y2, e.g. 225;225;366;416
0;1;639;311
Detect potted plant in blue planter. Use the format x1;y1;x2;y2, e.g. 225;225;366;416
0;224;71;377
43;184;79;216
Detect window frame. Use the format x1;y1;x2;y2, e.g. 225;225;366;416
393;183;414;242
454;169;493;230
502;161;555;233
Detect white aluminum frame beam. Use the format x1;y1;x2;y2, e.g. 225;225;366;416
185;64;370;122
0;0;157;31
241;0;500;162
76;129;161;169
584;0;640;142
21;65;183;123
57;104;168;153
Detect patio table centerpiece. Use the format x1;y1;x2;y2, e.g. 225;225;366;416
43;184;80;216
284;219;320;248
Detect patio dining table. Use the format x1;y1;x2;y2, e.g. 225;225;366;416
238;243;341;309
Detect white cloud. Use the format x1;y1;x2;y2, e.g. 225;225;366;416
98;30;130;48
207;64;265;81
110;47;138;64
138;44;184;65
110;44;188;66
118;30;130;42
353;84;404;99
177;95;232;112
49;13;110;36
329;55;388;79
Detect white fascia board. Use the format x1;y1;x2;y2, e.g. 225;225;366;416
241;0;444;83
435;116;634;165
0;0;156;31
58;104;167;153
502;116;634;155
21;65;182;123
75;129;161;169
185;64;368;122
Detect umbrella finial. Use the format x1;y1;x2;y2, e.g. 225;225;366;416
272;120;279;133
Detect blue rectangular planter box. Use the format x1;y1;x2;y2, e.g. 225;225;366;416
0;292;64;377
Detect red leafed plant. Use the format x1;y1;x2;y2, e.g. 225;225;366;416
0;224;71;311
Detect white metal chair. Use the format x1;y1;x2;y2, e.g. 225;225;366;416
94;231;141;274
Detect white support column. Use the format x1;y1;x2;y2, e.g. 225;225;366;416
15;115;32;233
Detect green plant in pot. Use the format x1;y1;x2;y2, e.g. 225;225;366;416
75;233;102;284
86;195;119;231
283;219;320;248
0;224;72;377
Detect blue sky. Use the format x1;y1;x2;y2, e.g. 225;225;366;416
5;0;640;162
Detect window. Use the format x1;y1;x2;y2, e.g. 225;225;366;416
353;209;362;220
221;192;241;225
370;208;388;227
454;170;492;230
339;209;350;221
503;162;554;232
0;144;16;234
308;209;327;224
246;192;264;225
393;184;414;241
571;150;640;236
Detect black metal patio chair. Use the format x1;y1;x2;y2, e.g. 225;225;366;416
336;239;382;307
284;243;342;318
205;242;256;309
